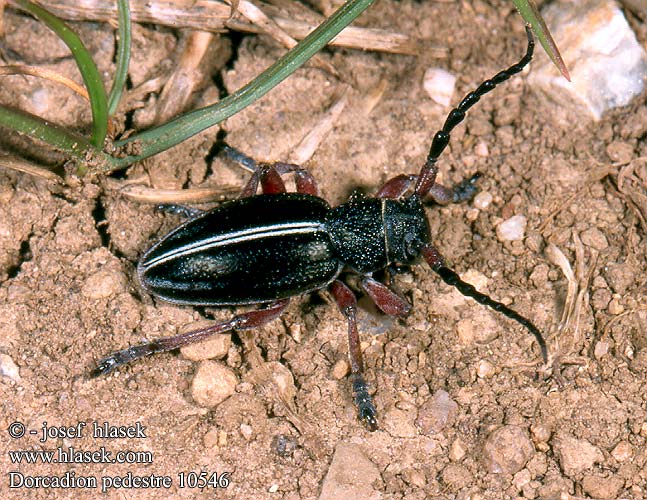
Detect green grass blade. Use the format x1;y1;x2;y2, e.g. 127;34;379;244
109;0;376;169
512;0;570;80
107;0;131;116
0;105;113;175
14;0;110;146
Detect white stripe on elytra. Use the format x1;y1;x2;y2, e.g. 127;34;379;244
143;221;325;268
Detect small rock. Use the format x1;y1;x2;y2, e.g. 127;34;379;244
331;359;350;380
582;474;625;499
552;433;604;476
482;425;534;474
240;423;253;440
604;262;634;294
441;464;473;489
272;434;298;457
180;322;231;361
0;353;20;382
496;215;527;242
528;0;647;121
611;441;633;462
191;361;237;407
449;438;467;461
473;191;493;210
456;315;498;345
475;141;489;157
476;359;495;378
530;422;552;444
203;427;219;448
423;68;456;107
82;268;127;299
580;227;608;250
415;389;458;434
608;297;624;315
319;442;381;500
512;468;532;490
594;340;609;358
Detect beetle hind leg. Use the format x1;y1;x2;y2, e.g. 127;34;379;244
329;280;378;431
92;300;290;377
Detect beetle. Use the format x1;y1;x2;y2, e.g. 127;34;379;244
94;27;547;431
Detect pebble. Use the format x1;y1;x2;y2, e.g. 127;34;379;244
191;360;238;407
482;425;534;474
180;322;231;361
528;0;647;121
476;359;495;378
81;268;127;299
423;68;456;107
240;423;253;440
580;227;609;250
593;340;609;358
604;262;633;294
608;297;624;315
530;422;552;444
552;433;604;476
582;474;624;499
449;438;467;461
496;215;527;242
441;464;473;488
473;191;493;210
331;359;350;380
475;141;489;157
319;442;381;500
611;441;633;462
415;389;458;434
0;353;20;382
456;315;498;345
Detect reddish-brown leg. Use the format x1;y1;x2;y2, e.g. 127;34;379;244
93;300;290;376
376;172;480;204
223;145;319;196
329;280;378;431
360;276;411;317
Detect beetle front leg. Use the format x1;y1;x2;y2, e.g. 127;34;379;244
329;280;378;431
92;300;290;376
376;171;480;204
360;276;411;317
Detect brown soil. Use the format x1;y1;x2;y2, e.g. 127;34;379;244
1;1;647;499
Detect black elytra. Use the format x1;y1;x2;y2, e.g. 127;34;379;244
93;27;547;432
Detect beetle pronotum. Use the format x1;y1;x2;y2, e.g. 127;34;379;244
94;27;546;431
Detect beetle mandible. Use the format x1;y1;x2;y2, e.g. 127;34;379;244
94;27;547;431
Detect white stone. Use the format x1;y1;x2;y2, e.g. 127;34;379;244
496;215;527;242
528;0;647;121
423;68;456;107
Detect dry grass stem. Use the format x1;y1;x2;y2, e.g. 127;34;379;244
0;64;89;100
14;0;415;54
288;85;348;165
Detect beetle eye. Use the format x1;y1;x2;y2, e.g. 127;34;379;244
403;233;422;259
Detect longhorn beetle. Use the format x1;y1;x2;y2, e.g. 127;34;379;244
94;27;547;431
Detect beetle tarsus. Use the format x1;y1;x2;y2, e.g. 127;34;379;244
352;374;378;432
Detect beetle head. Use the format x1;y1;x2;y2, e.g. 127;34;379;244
384;195;431;265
